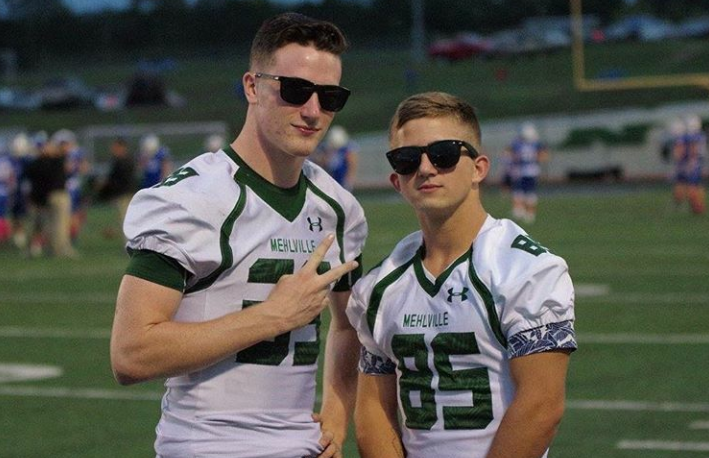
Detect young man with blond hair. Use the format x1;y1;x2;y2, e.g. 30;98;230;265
347;92;575;458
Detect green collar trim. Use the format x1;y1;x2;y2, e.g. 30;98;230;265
226;145;306;222
413;244;472;297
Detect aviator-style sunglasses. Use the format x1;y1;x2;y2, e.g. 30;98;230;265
386;139;479;175
255;73;351;112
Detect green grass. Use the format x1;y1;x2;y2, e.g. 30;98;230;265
1;184;708;457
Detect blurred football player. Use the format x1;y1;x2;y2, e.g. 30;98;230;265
52;129;90;243
673;114;706;215
313;125;359;191
138;133;173;188
347;92;576;458
504;122;549;224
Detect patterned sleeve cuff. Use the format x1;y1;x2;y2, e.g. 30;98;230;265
508;320;577;359
359;347;396;375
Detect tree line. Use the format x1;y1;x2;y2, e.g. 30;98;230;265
1;0;708;69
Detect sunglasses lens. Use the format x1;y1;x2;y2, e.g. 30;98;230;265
277;77;349;112
318;87;350;112
387;147;422;174
428;141;462;169
280;78;315;105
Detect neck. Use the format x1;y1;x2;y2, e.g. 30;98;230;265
418;198;487;276
231;134;304;189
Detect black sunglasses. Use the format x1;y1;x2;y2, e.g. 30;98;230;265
386;139;479;175
255;73;350;112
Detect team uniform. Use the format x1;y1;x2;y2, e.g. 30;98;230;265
65;147;87;214
123;146;367;458
316;140;358;190
140;146;172;189
0;151;16;241
347;216;576;458
675;130;706;187
508;137;546;200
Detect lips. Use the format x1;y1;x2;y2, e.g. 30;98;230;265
294;124;319;135
418;183;441;192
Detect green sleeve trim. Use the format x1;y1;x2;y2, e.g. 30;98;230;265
333;253;363;292
125;249;187;292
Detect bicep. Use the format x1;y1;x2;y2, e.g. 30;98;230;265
112;274;183;340
509;350;571;401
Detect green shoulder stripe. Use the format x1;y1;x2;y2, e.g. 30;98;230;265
185;181;247;294
367;256;416;335
304;176;347;264
468;256;507;348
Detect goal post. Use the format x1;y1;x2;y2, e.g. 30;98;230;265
570;0;709;94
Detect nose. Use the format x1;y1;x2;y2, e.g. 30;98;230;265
417;151;437;175
300;92;322;119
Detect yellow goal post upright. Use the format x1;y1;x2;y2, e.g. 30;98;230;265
570;0;709;95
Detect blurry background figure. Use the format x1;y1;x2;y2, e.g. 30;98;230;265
312;125;359;191
52;129;91;244
661;117;685;165
0;138;17;244
504;122;550;224
9;133;36;249
138;133;173;188
24;134;76;258
204;133;225;152
97;137;136;239
673;114;706;214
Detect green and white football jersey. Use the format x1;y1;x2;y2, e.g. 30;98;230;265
124;146;367;458
346;216;575;458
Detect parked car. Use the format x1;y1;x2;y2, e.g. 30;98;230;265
428;33;494;62
675;16;709;39
604;15;675;42
36;76;96;110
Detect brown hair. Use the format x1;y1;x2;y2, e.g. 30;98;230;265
389;92;481;146
250;13;348;70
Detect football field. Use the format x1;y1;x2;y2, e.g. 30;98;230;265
1;183;708;458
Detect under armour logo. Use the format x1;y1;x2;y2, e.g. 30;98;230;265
447;287;469;303
307;216;323;232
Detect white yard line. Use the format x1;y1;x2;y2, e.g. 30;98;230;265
0;385;161;401
0;293;116;304
689;420;709;429
578;333;709;344
617;440;709;452
0;327;111;339
568;400;709;412
580;292;709;304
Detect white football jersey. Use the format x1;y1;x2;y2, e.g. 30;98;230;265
124;147;367;458
346;216;575;458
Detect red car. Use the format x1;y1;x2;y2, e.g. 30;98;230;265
427;34;493;61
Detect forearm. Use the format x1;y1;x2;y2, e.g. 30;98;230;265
319;324;360;444
355;374;404;458
356;415;404;458
111;277;292;384
485;394;564;458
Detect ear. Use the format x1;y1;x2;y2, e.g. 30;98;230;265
389;172;402;193
243;72;258;104
472;154;490;185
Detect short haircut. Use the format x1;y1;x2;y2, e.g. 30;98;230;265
250;12;348;70
389;92;481;146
